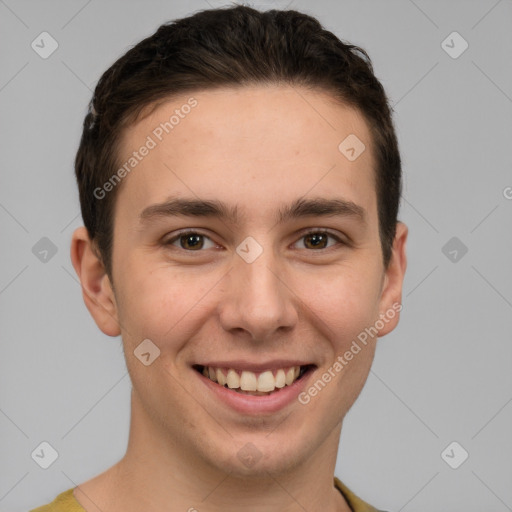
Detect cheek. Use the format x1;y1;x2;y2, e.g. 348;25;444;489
294;263;382;344
114;261;219;352
114;242;384;350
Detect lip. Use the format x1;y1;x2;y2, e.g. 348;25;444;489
194;364;316;414
195;360;312;373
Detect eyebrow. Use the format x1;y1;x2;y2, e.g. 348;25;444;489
139;195;366;226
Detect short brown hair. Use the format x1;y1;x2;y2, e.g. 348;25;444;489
75;5;402;279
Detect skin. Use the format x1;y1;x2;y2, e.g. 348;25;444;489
71;85;407;512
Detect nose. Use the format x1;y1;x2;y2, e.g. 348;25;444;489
217;249;298;342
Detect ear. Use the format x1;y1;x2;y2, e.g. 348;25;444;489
376;222;408;337
70;226;121;337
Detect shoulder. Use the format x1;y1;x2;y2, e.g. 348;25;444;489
29;488;85;512
334;477;390;512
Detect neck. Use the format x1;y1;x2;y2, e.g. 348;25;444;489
74;391;352;512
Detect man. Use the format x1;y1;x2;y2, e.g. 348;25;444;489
32;5;407;511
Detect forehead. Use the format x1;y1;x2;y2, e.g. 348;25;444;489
115;85;377;224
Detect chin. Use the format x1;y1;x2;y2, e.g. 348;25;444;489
205;433;310;478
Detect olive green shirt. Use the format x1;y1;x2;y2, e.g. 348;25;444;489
30;478;386;511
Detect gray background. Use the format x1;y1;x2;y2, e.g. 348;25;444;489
1;0;511;510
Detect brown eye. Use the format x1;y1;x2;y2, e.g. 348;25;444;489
165;231;216;251
295;230;344;250
179;233;204;250
303;232;328;249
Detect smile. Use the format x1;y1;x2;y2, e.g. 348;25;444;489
193;364;314;396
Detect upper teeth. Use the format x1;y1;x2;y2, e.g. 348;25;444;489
202;366;301;393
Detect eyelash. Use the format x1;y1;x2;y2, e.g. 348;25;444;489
163;228;346;253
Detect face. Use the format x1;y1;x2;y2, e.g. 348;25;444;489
73;85;407;477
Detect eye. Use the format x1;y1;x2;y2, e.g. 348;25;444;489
293;229;345;251
164;230;217;251
163;228;345;253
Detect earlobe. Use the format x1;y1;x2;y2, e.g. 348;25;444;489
377;222;408;337
70;226;121;337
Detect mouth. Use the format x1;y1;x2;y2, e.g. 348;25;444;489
192;364;315;396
